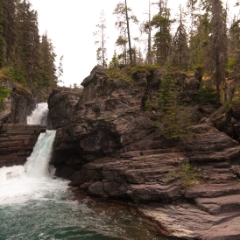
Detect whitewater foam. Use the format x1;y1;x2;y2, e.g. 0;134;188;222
0;130;69;205
27;102;48;125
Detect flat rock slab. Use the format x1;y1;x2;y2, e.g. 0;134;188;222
185;183;240;198
196;194;240;214
138;203;240;240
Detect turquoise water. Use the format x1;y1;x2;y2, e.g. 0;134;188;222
0;131;165;240
0;194;163;240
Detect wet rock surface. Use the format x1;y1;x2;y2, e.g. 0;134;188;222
0;124;46;167
48;66;240;239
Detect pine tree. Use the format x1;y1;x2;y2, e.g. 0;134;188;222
113;1;138;65
15;0;41;90
186;0;199;68
94;10;107;67
140;0;153;64
189;13;210;71
204;0;228;103
1;0;16;64
158;68;191;139
39;33;57;90
170;5;189;70
151;0;172;66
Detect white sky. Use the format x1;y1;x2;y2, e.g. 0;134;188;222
29;0;237;87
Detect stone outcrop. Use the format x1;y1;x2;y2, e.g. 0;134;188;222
0;124;46;167
48;87;82;129
48;65;240;239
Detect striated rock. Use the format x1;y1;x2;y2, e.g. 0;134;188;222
48;66;240;239
184;123;240;162
71;152;185;202
0;124;46;167
138;203;240;240
48;87;82;128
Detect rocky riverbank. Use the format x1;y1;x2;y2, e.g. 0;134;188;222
47;65;240;239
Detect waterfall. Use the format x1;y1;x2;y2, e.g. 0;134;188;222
0;103;68;205
27;102;48;126
0;129;67;205
25;130;56;178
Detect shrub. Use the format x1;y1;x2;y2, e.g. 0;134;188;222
144;98;152;112
195;86;217;104
2;67;26;84
167;161;204;190
0;86;11;109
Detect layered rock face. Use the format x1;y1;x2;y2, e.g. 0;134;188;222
0;78;45;168
0;124;45;167
48;66;240;239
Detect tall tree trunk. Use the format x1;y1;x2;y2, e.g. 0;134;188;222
148;0;152;64
125;0;132;65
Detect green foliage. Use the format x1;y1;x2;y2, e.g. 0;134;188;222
157;106;192;139
2;67;26;84
157;68;191;139
0;0;58;97
144;98;152;112
125;64;159;76
167;161;204;190
0;86;11;109
195;86;218;104
151;3;172;66
227;57;236;72
107;51;122;80
158;69;174;112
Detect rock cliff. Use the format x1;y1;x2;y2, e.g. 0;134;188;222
0;78;45;168
48;65;240;239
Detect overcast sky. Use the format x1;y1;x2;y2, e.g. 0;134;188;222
29;0;237;87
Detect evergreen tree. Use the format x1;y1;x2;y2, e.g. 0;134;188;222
39;33;57;90
170;5;189;70
186;0;199;69
0;0;58;95
15;0;41;90
189;13;210;71
113;1;138;65
94;10;107;67
1;0;16;64
151;0;172;66
140;0;153;64
158;68;191;139
203;0;228;103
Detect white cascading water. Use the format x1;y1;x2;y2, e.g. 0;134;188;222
27;102;49;125
0;103;69;205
